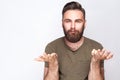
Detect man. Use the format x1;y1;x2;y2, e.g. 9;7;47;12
35;1;113;80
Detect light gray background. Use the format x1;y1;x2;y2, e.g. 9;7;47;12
0;0;120;80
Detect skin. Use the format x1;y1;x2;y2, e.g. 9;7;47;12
35;53;59;80
62;10;85;33
62;10;85;51
89;49;113;80
35;10;113;80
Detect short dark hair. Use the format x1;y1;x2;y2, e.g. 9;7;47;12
62;1;86;19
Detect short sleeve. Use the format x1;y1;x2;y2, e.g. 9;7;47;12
44;44;56;67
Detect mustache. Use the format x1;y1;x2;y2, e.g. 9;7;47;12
68;28;77;32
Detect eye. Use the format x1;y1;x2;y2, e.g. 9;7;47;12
75;19;83;23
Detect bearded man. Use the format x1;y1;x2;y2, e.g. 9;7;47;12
35;1;113;80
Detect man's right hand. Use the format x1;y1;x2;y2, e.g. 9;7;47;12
35;53;58;67
35;53;59;80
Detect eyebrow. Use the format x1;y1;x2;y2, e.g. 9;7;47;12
63;19;71;21
63;18;84;21
75;19;84;22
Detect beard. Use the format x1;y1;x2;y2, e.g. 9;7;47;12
63;25;85;43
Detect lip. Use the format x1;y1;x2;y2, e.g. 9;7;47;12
71;31;75;33
69;31;76;34
70;30;75;32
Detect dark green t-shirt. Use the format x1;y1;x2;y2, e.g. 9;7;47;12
45;37;103;80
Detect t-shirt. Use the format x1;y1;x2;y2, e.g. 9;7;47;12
45;36;103;80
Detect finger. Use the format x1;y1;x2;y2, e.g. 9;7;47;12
94;49;97;55
34;56;45;62
99;48;106;55
39;54;50;62
37;53;48;61
99;49;106;58
95;50;101;58
34;58;42;61
102;50;110;59
93;49;99;58
51;53;56;57
47;54;51;61
51;53;55;61
94;49;100;57
48;53;55;63
51;53;57;61
97;49;101;52
43;53;47;56
91;49;99;58
102;48;106;53
91;49;101;62
51;53;58;59
91;49;96;56
106;53;113;60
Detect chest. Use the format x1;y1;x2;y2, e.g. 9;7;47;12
56;49;91;80
57;48;91;73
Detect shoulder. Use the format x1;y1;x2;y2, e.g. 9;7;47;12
84;37;103;49
45;36;64;49
45;37;64;54
47;37;64;46
84;37;102;45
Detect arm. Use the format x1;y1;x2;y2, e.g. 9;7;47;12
43;67;59;80
35;53;59;80
88;49;113;80
88;59;104;80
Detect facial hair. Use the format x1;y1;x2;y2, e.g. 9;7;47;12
63;25;85;43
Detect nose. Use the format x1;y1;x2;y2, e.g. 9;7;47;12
71;21;75;29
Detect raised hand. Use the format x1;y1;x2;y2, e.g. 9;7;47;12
35;53;58;67
91;49;113;62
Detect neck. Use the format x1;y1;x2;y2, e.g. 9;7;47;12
64;36;85;51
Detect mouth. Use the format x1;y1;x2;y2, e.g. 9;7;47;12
69;31;76;36
69;29;76;32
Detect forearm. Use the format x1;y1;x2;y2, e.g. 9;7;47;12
44;69;59;80
44;63;59;80
88;60;104;80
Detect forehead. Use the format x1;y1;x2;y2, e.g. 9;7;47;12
63;10;84;19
